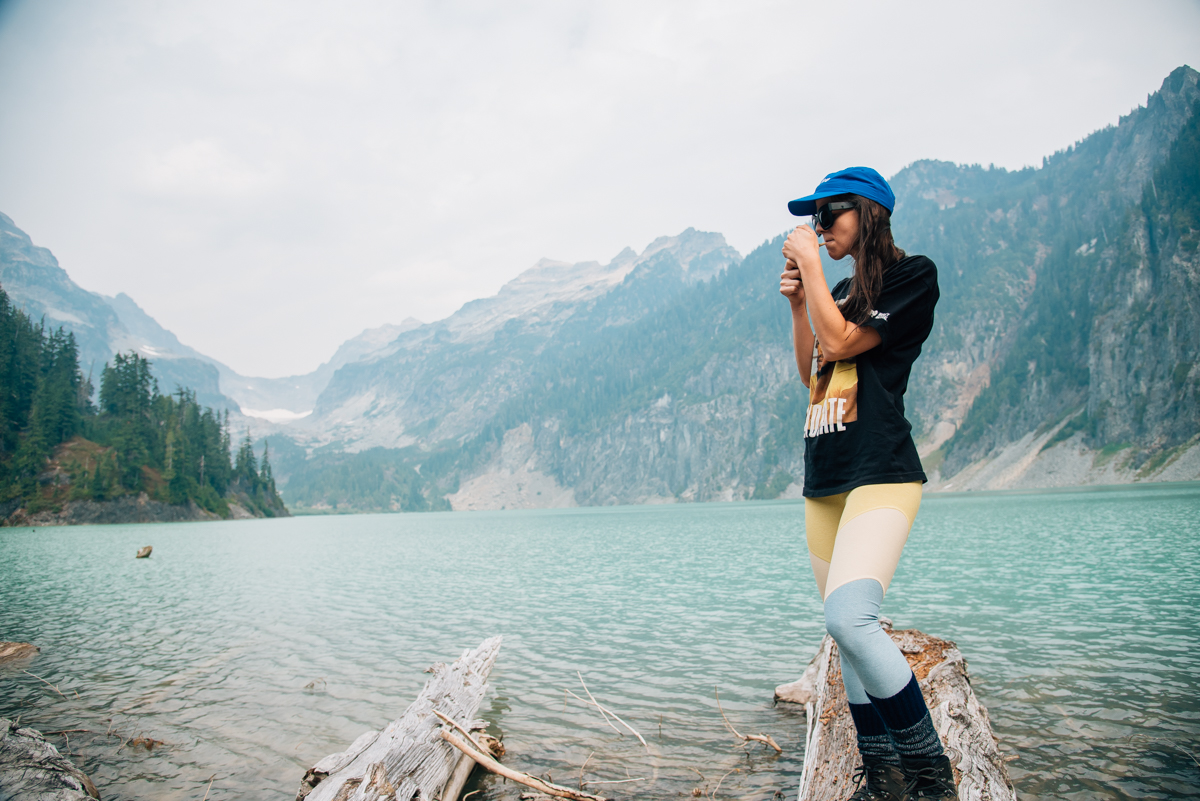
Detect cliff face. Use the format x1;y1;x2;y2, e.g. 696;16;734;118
910;66;1200;481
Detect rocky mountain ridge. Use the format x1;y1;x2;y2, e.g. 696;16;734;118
305;228;742;451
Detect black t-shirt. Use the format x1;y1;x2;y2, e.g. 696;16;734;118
802;254;939;497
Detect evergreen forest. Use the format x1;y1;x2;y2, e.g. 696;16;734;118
0;284;286;522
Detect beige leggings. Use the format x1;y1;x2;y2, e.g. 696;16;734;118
805;482;923;600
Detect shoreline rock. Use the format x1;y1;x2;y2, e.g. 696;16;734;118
2;488;290;527
0;718;101;800
2;493;219;527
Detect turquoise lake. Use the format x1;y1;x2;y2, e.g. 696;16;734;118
1;483;1198;800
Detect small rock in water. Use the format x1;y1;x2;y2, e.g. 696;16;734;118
0;642;39;664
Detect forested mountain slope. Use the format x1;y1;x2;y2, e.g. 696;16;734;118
898;65;1200;484
307;229;741;450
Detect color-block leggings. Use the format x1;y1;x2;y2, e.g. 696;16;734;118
805;482;922;701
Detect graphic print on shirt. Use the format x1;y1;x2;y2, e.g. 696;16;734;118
805;340;858;438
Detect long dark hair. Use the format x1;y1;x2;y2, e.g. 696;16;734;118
840;196;905;327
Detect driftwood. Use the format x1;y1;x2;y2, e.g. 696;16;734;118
439;722;606;801
0;718;101;800
0;641;40;663
440;722;503;801
566;672;647;749
777;622;1017;801
714;689;783;754
136;546;152;558
297;636;502;801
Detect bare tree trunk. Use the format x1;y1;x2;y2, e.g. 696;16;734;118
777;624;1017;801
297;636;502;801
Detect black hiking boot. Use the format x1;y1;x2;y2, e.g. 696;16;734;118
849;757;907;801
899;754;959;800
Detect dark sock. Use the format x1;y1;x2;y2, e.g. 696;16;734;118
867;673;945;759
848;701;901;766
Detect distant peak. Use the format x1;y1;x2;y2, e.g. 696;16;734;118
1161;64;1199;97
108;292;148;313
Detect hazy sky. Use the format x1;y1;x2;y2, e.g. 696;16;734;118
1;1;1198;377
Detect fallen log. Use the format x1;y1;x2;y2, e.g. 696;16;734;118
0;718;101;800
777;621;1017;801
297;636;502;801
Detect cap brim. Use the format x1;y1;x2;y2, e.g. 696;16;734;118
787;190;840;217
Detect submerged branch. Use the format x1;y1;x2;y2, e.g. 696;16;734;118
439;728;608;801
714;689;782;754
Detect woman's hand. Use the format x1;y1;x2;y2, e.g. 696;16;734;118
782;225;823;274
779;259;805;307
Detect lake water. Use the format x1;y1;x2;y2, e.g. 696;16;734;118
1;483;1198;801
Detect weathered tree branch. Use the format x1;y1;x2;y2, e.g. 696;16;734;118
439;728;608;801
0;718;101;800
714;688;782;754
570;672;647;749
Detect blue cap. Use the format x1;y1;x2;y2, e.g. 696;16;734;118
788;166;896;216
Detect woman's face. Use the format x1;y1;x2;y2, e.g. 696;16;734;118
815;195;859;261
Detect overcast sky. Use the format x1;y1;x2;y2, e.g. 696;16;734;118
1;1;1198;377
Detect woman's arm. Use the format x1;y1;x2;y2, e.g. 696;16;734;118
782;226;881;362
780;260;815;386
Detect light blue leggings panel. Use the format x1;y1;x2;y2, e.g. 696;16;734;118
839;651;871;705
824;577;913;700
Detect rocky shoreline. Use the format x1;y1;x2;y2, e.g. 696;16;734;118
1;493;269;527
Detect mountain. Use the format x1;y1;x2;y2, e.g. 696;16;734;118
0;214;426;426
0;215;232;411
212;318;424;421
307;228;742;451
7;67;1198;514
273;65;1200;511
896;64;1200;487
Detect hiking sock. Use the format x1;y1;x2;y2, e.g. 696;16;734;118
849;702;902;765
867;673;945;759
842;653;901;766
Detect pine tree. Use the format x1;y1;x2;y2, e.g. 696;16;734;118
260;440;277;496
0;287;43;466
235;431;259;488
96;353;158;491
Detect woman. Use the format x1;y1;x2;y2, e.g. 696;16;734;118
779;166;956;801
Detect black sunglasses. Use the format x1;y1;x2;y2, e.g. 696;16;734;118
812;201;855;231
